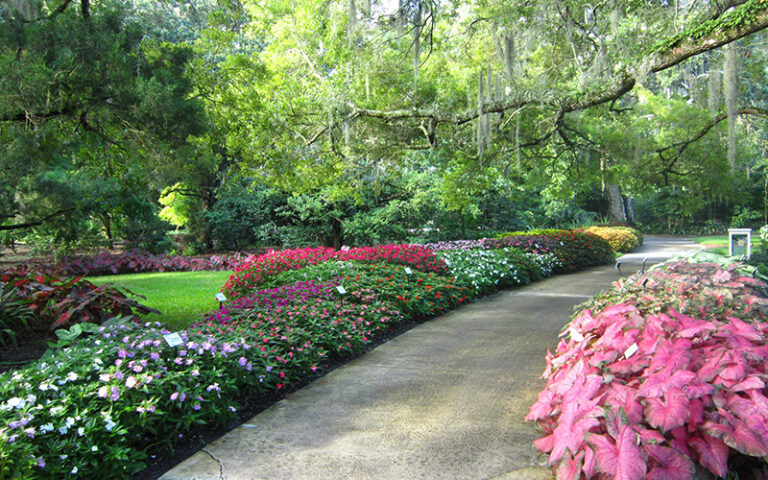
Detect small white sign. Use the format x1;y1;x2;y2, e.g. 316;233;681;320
336;285;347;295
569;328;584;342
164;333;183;348
215;293;227;302
624;343;639;359
404;267;413;275
341;245;350;251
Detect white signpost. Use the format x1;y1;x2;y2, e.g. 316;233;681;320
728;228;753;259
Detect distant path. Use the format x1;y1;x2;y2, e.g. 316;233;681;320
160;236;702;480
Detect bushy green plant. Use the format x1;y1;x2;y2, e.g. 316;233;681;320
436;248;533;296
1;271;158;332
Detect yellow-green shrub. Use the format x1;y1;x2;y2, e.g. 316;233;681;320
579;226;643;252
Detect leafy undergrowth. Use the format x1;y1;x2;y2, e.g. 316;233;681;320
0;270;157;334
527;260;768;480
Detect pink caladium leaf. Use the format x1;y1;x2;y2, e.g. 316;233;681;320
688;434;729;477
645;388;690;432
638;369;696;398
704;417;768;456
587;426;646;480
648;338;693;373
527;388;557;422
731;375;766;393
533;433;555;454
724;317;762;342
556;450;584;480
549;400;601;464
645;444;695;480
682;382;715;399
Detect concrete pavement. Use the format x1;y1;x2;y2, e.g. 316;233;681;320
159;236;701;480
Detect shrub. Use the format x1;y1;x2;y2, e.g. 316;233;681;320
436;248;535;296
527;260;768;479
1;270;158;332
578;225;643;253
482;231;614;273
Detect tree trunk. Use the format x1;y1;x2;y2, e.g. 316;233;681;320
605;183;626;223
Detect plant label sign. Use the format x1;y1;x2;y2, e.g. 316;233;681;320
215;292;227;302
164;332;184;348
404;267;413;275
624;343;639;359
336;285;347;295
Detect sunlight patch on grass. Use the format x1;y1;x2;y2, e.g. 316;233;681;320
89;271;233;331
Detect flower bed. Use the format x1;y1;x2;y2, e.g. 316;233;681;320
8;250;247;277
223;244;447;298
527;260;768;479
436;248;560;296
482;231;614;273
0;232;622;479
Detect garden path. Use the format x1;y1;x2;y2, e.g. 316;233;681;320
159;236;701;480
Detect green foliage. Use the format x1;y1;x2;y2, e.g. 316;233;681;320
0;284;34;348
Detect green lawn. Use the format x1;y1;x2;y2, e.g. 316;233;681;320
89;271;233;331
694;235;763;257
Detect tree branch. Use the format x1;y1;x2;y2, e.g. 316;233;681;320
0;208;77;231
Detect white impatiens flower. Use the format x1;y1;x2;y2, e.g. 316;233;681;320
66;372;78;382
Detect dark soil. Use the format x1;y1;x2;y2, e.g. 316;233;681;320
0;331;53;373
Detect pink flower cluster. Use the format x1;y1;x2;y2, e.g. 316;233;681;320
527;261;768;479
223;244;446;298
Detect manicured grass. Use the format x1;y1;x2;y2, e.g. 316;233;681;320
694;235;729;246
89;271;233;331
694;235;763;257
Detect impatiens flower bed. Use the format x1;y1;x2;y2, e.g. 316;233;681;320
8;250;248;277
223;244;447;297
436;248;560;296
0;284;405;478
482;231;614;273
527;260;768;480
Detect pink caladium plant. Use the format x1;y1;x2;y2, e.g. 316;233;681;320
527;260;768;479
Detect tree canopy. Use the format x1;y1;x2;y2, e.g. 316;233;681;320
3;0;768;252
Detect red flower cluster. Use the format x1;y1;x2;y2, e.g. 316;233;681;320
224;244;446;298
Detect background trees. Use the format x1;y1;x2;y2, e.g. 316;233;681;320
3;0;768;254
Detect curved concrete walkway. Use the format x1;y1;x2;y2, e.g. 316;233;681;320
160;236;701;480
